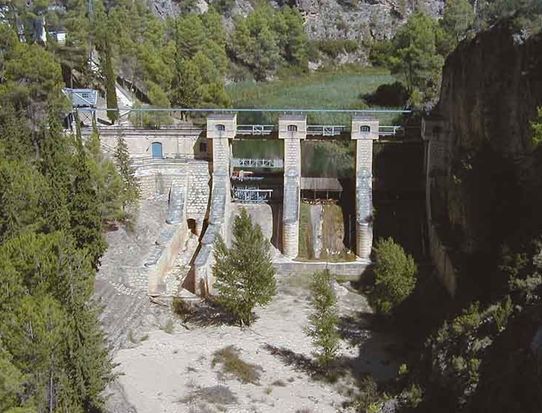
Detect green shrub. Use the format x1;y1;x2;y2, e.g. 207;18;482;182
172;297;194;321
316;39;359;58
451;302;481;335
530;106;542;148
492;295;513;332
211;346;262;384
370;237;417;314
402;383;423;408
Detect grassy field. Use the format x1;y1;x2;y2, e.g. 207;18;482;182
226;67;397;124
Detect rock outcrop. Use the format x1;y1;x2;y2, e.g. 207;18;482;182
429;23;542;258
148;0;444;43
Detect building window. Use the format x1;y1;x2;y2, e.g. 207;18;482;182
360;125;371;133
199;142;207;153
287;124;297;132
216;124;226;132
151;142;163;159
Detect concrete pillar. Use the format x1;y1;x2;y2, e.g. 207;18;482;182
351;115;378;260
207;114;236;175
279;115;306;258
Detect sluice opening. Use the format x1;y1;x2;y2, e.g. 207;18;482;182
231;139;284;250
298;140;357;261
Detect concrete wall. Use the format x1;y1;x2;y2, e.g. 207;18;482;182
87;126;206;160
145;188;189;296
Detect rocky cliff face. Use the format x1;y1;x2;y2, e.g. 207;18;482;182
149;0;444;42
430;24;542;259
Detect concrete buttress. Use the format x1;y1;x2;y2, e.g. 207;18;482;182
351;115;378;260
193;113;236;295
279;115;306;258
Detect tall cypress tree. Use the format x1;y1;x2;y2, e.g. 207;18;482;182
114;135;140;214
103;39;119;124
69;135;107;268
87;124;124;222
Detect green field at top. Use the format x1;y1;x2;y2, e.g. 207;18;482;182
226;67;397;124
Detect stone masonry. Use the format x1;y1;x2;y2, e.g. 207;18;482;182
351;115;378;261
193;114;236;296
279;115;307;258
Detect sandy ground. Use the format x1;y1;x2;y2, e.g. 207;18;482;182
112;277;399;413
97;198;400;413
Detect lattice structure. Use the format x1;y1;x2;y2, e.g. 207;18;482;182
231;158;284;168
232;187;273;203
236;125;275;135
306;125;346;136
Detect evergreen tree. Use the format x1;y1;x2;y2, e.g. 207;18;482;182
0;343;29;413
438;0;476;56
231;7;281;80
38;112;72;233
69;135;107;268
213;208;277;326
274;6;309;68
0;232;112;411
441;0;475;45
306;269;340;366
370;237;417;314
114;135;140;213
103;39;119;124
87;126;124;222
170;58;203;108
0;156;52;242
175;14;205;59
387;12;445;105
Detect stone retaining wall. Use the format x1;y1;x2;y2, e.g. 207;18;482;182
273;260;369;276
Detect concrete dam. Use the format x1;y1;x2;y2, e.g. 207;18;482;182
81;109;422;298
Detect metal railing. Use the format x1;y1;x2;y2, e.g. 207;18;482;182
231;158;284;168
236;125;275;135
233;187;273;203
307;125;347;137
379;125;404;136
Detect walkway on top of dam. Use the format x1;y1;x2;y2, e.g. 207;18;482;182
75;106;412;139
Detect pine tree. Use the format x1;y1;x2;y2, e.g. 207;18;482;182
306;269;340;366
114;135;140;213
387;12;445;105
0;343;28;413
170;58;203;108
213;208;276;326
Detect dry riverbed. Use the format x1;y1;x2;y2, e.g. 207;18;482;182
97;199;400;413
110;276;399;413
